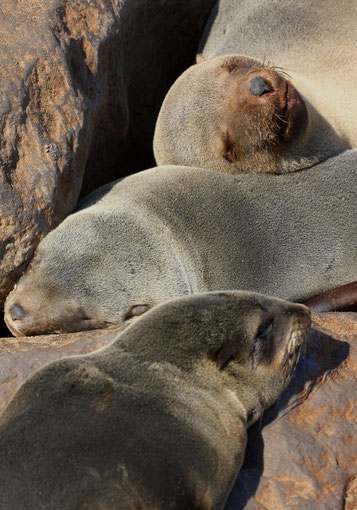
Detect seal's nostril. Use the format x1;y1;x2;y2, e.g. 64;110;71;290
10;303;25;321
250;76;274;97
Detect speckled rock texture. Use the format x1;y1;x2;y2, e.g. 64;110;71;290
0;0;215;308
0;325;125;412
0;313;356;508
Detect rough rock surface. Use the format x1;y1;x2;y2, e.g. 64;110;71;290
0;0;215;308
0;313;356;507
0;325;125;412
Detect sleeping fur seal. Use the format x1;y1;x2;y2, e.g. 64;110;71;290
0;291;311;510
4;154;357;336
154;0;356;174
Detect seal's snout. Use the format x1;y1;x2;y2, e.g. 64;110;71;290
8;302;25;322
4;298;28;336
249;76;274;97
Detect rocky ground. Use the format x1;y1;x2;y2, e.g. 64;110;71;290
0;312;356;509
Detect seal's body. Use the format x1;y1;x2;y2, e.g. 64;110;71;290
4;155;357;336
0;291;310;510
154;0;356;174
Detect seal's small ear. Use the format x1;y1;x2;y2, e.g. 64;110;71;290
215;344;234;370
196;54;206;64
124;304;150;321
220;129;238;162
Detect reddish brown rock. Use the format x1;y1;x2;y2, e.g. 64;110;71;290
0;325;125;412
0;0;215;308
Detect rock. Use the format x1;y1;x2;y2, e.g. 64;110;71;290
1;313;355;508
0;325;125;413
0;0;216;308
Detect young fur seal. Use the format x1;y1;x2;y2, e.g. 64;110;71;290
0;291;311;510
4;156;357;336
154;0;356;174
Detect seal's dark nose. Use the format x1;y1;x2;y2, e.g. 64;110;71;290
9;303;25;321
249;77;274;97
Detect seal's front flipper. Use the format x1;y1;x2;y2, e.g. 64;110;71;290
303;281;357;312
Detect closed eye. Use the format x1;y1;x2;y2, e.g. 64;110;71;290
249;317;275;366
256;318;274;340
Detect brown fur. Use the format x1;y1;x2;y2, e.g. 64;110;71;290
4;156;357;336
154;55;315;174
154;0;357;174
0;291;310;510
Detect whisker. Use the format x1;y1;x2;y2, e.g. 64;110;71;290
273;112;289;125
269;64;293;80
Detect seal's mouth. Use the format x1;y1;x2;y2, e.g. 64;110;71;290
274;79;308;147
246;69;305;148
275;81;294;141
280;315;310;381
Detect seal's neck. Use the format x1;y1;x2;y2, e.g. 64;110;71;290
223;365;285;426
284;76;351;168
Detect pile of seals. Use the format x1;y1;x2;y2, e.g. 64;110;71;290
1;0;356;508
4;0;357;335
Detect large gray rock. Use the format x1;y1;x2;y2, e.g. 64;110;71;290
0;313;356;508
0;0;215;307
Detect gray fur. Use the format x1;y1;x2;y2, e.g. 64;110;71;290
154;0;356;172
5;153;357;335
0;291;310;510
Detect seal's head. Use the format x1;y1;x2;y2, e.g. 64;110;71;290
122;290;311;422
3;200;185;337
0;291;310;510
154;54;308;174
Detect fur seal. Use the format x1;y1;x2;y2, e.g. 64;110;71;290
0;291;311;510
154;0;356;174
4;154;357;336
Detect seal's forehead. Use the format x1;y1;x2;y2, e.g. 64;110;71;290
202;290;272;309
150;291;266;328
211;54;263;71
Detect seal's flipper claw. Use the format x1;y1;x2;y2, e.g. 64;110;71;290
303;281;357;313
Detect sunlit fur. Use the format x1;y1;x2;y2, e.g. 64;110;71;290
154;0;356;174
0;291;310;510
5;153;357;336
